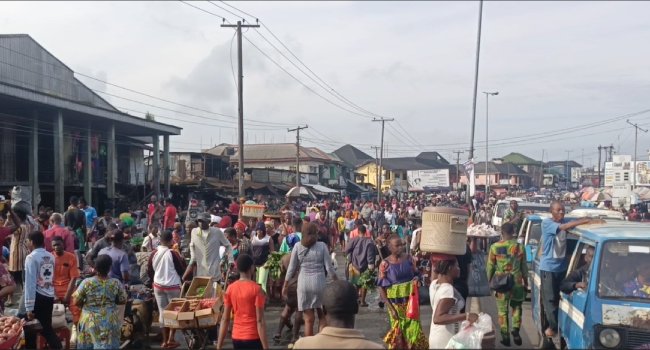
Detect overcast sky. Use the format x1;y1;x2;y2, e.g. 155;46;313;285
3;1;650;167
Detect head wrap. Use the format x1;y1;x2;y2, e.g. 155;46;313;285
255;221;266;234
234;220;247;231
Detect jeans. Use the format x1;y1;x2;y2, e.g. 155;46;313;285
153;287;181;323
232;339;263;350
541;270;565;332
25;292;62;349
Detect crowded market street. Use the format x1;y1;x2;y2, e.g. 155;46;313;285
3;1;650;349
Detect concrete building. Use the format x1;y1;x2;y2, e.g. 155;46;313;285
0;34;181;212
356;152;450;192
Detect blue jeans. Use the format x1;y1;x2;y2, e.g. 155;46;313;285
541;270;565;332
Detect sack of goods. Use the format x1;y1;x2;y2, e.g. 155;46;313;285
419;207;468;255
467;224;499;237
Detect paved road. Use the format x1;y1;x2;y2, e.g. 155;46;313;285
477;295;540;349
9;251;537;349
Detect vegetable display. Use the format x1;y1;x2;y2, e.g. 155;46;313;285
195;286;206;298
0;316;21;344
263;251;286;281
356;269;377;290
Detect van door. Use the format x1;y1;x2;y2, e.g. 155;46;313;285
558;241;594;348
531;237;546;338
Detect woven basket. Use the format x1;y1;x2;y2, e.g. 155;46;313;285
420;207;468;255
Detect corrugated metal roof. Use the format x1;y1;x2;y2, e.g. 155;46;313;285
229;143;340;164
0;34;181;136
333;144;373;168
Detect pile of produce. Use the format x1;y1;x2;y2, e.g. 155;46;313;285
198;298;218;310
263;252;286;280
356;269;377;290
467;224;500;237
195;286;206;298
0;316;23;344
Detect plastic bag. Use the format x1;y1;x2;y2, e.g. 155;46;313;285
445;313;493;349
406;281;420;320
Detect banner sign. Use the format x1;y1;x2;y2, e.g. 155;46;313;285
407;169;450;190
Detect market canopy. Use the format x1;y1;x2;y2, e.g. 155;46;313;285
304;184;339;194
286;186;315;198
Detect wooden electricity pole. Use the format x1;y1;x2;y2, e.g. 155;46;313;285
288;126;308;189
221;20;260;197
373;117;394;199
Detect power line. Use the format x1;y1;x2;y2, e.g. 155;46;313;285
183;2;378;120
0;43;296;127
220;1;389;119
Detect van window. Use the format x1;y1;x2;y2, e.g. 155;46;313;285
598;241;650;300
528;223;542;245
566;242;596;287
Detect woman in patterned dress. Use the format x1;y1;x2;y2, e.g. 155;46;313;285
377;235;428;350
73;254;127;349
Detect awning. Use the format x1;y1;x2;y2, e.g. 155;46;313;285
304;184;339;194
345;179;368;193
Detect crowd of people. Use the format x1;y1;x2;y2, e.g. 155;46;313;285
0;187;629;350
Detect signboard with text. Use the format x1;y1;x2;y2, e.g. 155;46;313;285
407;169;450;191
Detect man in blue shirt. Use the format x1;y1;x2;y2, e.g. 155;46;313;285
98;230;130;284
540;201;602;338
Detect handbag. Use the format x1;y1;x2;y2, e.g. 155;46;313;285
489;273;515;293
52;303;67;329
406;281;420;320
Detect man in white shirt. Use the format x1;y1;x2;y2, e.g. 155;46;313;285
183;213;233;282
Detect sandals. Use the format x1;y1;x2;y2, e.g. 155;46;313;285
163;341;180;349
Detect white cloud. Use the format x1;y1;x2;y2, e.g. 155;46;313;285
2;1;650;162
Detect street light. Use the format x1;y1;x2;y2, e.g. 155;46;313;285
483;91;498;197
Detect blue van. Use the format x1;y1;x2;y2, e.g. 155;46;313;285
518;213;552;291
531;222;650;349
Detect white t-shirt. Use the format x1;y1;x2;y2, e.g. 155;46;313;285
429;280;465;349
152;246;181;287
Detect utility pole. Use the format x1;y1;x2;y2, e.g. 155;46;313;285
608;145;614;162
540;149;545;188
288;125;308;189
482;91;498;196
373;117;394;199
221;20;260;197
565;150;572;190
467;0;484;205
453;150;465;190
597;145;602;188
627;120;648;189
371;146;381;192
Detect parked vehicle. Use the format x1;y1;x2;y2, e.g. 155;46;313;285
530;222;650;349
517;213;552;292
567;208;625;221
492;200;551;229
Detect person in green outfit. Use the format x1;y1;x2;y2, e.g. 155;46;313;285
502;200;524;235
487;222;528;347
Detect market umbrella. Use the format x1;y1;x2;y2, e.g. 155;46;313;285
590;192;612;202
286;186;314;198
580;186;595;194
563;192;577;200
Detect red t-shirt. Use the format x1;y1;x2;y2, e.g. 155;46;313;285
164;205;177;229
224;280;265;341
229;202;240;216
